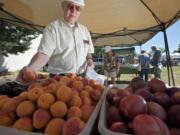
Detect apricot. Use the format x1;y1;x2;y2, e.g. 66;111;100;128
0;111;16;126
50;101;67;118
68;95;82;107
90;89;101;101
71;88;79;96
43;78;59;95
84;85;93;93
80;90;89;97
22;68;36;82
74;76;83;81
62;117;83;135
72;80;84;91
13;117;33;131
38;93;55;109
60;76;71;85
57;81;67;87
19;91;28;99
0;95;8;101
81;105;94;122
16;100;36;117
56;85;72;103
33;109;51;129
67;73;76;78
80;96;92;106
0;97;10;109
67;106;82;119
94;84;104;93
88;79;96;87
45;118;65;135
28;87;44;102
2;96;26;113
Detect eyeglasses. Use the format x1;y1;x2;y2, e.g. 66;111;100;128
65;3;82;12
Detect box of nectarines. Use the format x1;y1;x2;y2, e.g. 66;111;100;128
0;74;107;135
98;77;180;135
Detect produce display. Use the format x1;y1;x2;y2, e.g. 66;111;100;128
104;77;180;135
0;73;104;135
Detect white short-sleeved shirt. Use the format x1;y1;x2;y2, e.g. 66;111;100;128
38;19;94;74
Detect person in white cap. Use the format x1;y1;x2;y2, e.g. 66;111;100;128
16;0;94;83
103;46;118;84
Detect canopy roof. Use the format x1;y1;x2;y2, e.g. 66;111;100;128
0;0;180;47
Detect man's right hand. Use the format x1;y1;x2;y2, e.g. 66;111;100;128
16;66;36;84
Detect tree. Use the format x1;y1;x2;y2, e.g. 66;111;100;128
159;47;165;53
0;21;39;57
173;44;180;53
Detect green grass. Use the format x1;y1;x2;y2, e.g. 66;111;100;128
117;66;180;86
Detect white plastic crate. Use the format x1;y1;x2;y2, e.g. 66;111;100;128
0;86;106;135
98;84;132;135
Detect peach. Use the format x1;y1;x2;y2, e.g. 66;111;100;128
28;87;44;102
50;101;67;118
81;105;94;122
33;109;51;129
120;95;147;119
62;117;83;135
22;68;36;82
68;95;82;107
16;100;36;117
67;106;82;119
56;85;72;103
13;117;33;131
45;118;65;135
38;93;55;109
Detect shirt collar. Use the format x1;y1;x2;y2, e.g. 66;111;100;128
61;17;79;28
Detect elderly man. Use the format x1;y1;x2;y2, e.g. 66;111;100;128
16;0;94;83
151;46;162;79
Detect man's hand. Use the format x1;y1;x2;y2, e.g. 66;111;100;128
16;66;36;84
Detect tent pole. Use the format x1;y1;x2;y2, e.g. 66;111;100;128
162;23;175;86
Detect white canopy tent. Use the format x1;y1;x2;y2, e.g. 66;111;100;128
0;0;180;46
0;0;179;85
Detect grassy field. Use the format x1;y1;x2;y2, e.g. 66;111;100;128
0;66;180;86
117;66;180;86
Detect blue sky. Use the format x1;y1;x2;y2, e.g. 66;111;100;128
135;20;180;54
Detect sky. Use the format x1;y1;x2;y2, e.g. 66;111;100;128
135;20;180;54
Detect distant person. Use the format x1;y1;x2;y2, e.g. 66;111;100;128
151;46;162;79
138;50;151;82
103;46;118;84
